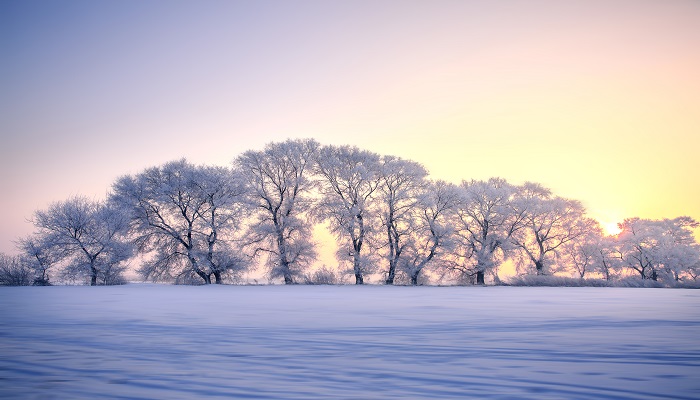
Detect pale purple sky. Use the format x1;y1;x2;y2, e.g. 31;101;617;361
2;0;699;254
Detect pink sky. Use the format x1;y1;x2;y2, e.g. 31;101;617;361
2;0;699;254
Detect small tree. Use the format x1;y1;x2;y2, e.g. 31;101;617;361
615;217;700;282
591;235;621;281
17;235;61;285
0;253;32;286
560;224;604;279
29;197;132;285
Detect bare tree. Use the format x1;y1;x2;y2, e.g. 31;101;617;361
314;145;381;284
30;196;132;285
235;139;319;284
375;156;428;284
111;160;248;284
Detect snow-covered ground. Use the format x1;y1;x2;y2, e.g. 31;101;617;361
1;285;698;399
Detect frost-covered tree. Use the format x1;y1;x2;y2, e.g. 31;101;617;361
314;145;382;284
17;235;62;285
235;139;319;284
30;196;133;285
375;156;428;284
592;235;621;281
192;165;251;284
453;178;523;284
111;160;248;284
560;223;604;279
510;183;592;276
615;217;700;282
400;180;460;285
0;253;32;286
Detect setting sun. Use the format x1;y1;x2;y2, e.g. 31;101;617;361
602;221;622;236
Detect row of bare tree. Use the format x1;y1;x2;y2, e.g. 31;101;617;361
3;139;699;286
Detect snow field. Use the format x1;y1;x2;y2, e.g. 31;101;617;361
0;285;698;399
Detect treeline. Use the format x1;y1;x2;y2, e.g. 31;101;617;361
2;139;699;286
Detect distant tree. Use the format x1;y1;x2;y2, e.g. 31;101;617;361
400;180;460;285
0;253;32;286
375;156;428;284
17;235;61;285
235;139;319;284
560;223;604;279
453;178;523;284
314;145;382;284
111;160;248;284
686;260;700;282
510;183;592;276
615;217;700;282
30;196;132;286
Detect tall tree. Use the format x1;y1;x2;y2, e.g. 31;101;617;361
400;180;460;285
235;139;319;284
30;196;132;285
111;160;248;284
375;156;428;284
192;165;250;284
315;145;381;284
454;178;522;284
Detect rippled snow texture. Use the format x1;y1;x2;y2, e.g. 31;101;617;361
1;285;698;399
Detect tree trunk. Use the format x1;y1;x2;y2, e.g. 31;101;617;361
410;270;419;286
385;262;396;285
213;271;223;284
355;272;364;284
535;260;545;275
476;270;485;285
353;255;364;284
194;269;211;284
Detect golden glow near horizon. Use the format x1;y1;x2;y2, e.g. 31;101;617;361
601;222;623;237
1;0;699;254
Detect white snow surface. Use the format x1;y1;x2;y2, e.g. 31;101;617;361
1;285;698;399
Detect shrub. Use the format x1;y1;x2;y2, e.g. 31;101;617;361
505;275;611;287
302;266;339;285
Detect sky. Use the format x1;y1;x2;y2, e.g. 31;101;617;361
1;0;699;256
